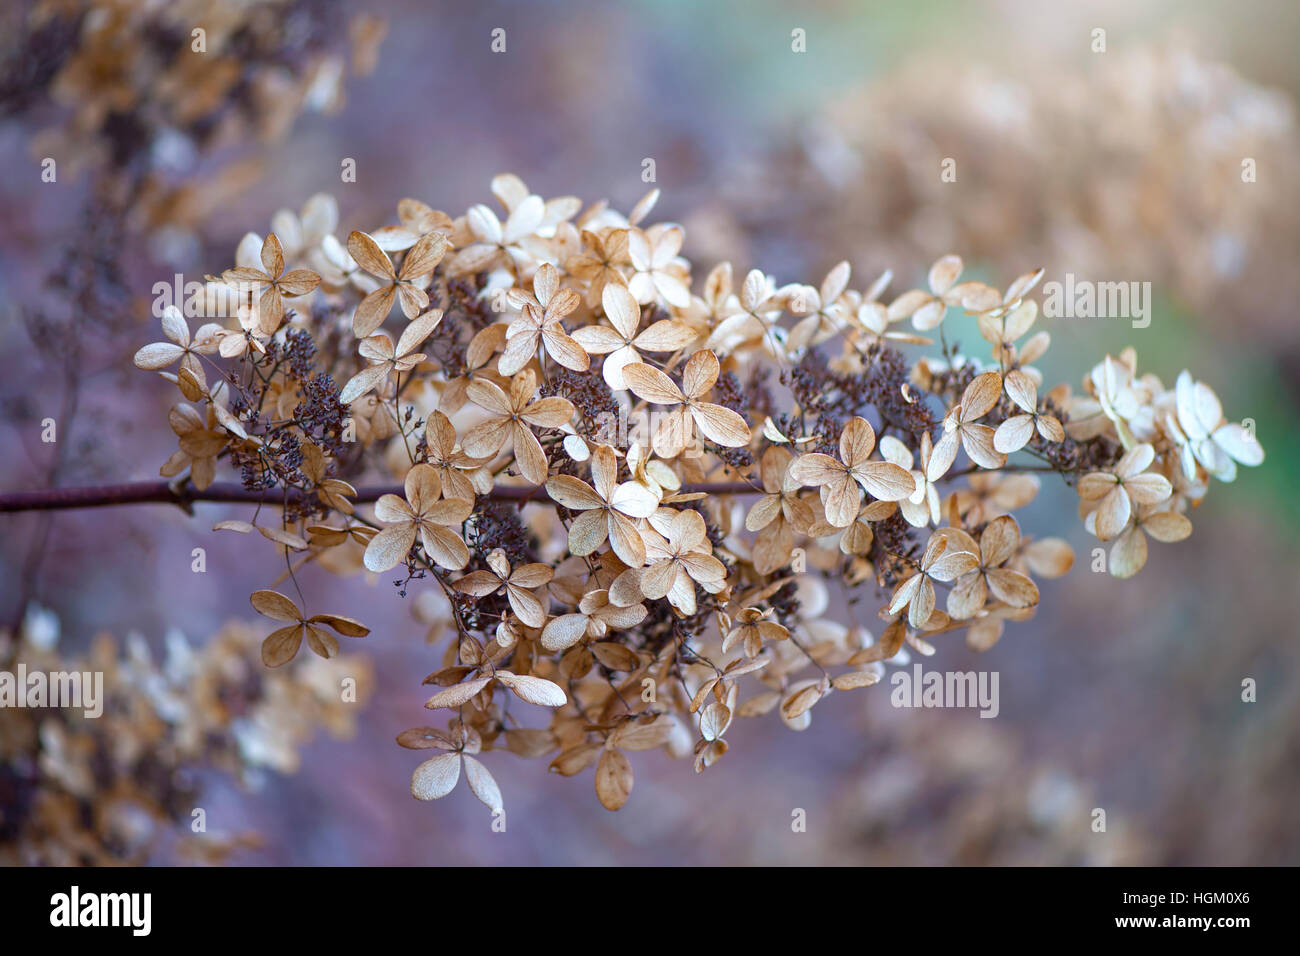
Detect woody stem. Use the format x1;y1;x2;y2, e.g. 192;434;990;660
0;479;764;513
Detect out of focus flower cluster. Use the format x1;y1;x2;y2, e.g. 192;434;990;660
0;612;371;864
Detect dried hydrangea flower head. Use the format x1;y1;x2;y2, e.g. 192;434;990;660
129;174;1264;814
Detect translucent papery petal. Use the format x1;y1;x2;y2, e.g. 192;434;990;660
460;416;511;459
907;578;936;628
502;195;545;243
622;363;684;404
926;549;978;582
134;342;187;370
567;508;610;556
994;414;1035;454
788;453;845;486
601;283;641;340
745;494;782;532
986;568;1039;607
506;584;547;628
946;573;986;620
1175;371;1210;440
364;524;418;572
541;614;590;652
610;480;659;518
418;523;468;571
961;425;1008;470
497;329;540;376
411;752;461;801
638;559;677;600
1124;473;1173;506
1212;423;1264;466
608;511;648;568
1077;472;1117;500
405;464;441;510
634;320;695;352
666;566;698;615
546;475;604;511
1142;511;1193;543
681;349;720;399
1108;527;1148;579
250;589;301;622
512;423;549;485
599;344;642;391
572;324;627;355
1003;369;1038;413
1093;486;1132;541
373;493;415;524
821;476;861;528
691;403;750;447
680;552;726;583
1116;442;1155;478
542;328;590;372
855;462;916;502
980;515;1020;567
653;272;692;309
962;372;1004;421
839;417;876;466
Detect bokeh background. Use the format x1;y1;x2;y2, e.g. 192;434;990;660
2;0;1297;864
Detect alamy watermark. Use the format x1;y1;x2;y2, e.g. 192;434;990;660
152;273;256;319
50;886;151;936
889;664;999;718
0;664;103;718
1041;273;1151;329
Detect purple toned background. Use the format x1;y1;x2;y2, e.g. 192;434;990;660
2;0;1297;864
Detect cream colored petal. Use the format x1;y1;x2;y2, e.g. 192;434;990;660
512;423;549;484
546;475;604;511
839;417;876;465
994;414;1035;454
680;349;720;399
364;524;417;572
691;402;750;447
601;282;641;341
1093;486;1132;541
961;371;1004;421
946;573;986;620
788;453;845;487
961;424;1008;470
1108;527;1148;579
542;328;590;372
506;584;546;628
410;752;461;801
1142;511;1192;543
521;396;575;429
608;511;647;568
855;462;916;502
610;480;659;518
373;493;414;524
460;416;511;458
567;508;609;555
1124;473;1173;506
821;476;861;528
541;613;590;652
986;568;1039;607
980;515;1020;567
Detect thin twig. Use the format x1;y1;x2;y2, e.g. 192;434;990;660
0;479;764;513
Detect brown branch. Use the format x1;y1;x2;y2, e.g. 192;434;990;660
0;479;761;514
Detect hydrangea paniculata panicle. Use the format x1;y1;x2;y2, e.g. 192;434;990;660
130;174;1264;813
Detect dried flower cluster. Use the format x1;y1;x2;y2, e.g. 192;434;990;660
0;615;371;864
131;174;1264;812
